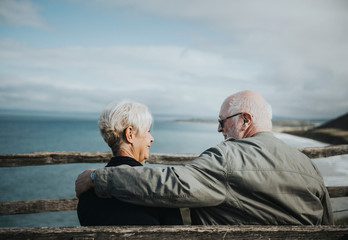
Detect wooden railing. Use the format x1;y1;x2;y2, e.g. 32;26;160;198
1;144;347;167
0;225;348;240
1;186;347;216
0;145;348;216
1;145;348;239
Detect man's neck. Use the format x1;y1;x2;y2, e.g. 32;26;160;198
243;126;270;138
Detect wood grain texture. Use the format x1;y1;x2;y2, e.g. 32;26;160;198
0;144;347;167
0;225;347;240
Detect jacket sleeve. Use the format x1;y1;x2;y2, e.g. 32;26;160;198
94;146;227;208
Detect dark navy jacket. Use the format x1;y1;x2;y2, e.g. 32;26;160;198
77;156;183;226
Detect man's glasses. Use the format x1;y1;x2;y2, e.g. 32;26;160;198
218;112;242;128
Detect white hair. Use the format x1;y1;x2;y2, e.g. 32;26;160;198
227;91;273;130
98;100;153;155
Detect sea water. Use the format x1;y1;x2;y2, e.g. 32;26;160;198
0;114;347;227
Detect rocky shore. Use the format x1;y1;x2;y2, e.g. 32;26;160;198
284;113;348;145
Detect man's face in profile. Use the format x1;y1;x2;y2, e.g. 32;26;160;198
218;101;242;140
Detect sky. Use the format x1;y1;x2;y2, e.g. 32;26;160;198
0;0;347;120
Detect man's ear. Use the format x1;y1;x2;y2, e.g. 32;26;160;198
124;126;134;143
242;113;253;126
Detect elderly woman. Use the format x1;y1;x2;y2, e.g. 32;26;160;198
77;100;183;226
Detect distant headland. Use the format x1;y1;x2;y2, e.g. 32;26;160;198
284;112;348;145
175;113;348;145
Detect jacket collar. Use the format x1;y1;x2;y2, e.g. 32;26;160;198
106;156;143;167
225;131;273;142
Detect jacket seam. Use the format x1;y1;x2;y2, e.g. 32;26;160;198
216;144;244;211
229;168;324;183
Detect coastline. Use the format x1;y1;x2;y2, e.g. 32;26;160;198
174;118;348;145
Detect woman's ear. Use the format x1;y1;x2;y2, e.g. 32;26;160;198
124;126;134;143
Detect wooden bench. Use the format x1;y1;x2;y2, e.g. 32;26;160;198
1;145;348;239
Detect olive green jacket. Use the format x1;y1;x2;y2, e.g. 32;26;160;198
94;132;333;225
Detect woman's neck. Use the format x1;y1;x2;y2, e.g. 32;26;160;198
117;146;139;162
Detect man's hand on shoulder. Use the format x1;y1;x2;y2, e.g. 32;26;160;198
75;169;95;198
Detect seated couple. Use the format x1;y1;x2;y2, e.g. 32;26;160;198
76;90;333;226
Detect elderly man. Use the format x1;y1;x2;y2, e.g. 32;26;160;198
76;90;333;225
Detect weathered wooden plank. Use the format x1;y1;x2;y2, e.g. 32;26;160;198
0;152;195;167
1;185;347;216
0;152;112;167
0;198;78;216
327;186;348;198
147;153;198;165
0;144;347;167
0;225;347;240
299;144;348;159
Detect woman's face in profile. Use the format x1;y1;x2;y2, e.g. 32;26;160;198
133;125;154;162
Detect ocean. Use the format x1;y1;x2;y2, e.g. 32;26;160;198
0;114;347;227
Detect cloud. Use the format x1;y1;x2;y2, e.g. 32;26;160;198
0;38;254;116
94;0;348;119
112;1;348;70
1;1;347;119
0;0;49;29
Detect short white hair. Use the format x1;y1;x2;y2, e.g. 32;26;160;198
227;91;273;130
98;100;153;155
